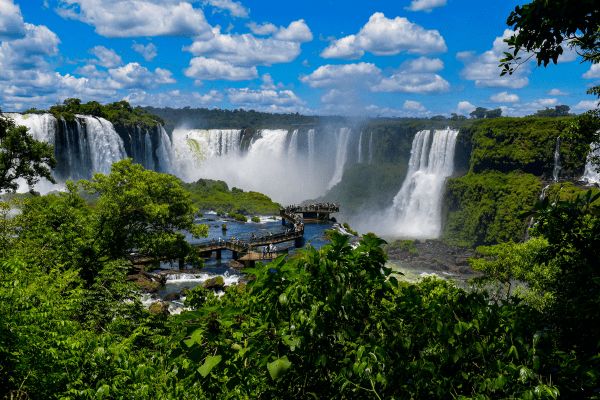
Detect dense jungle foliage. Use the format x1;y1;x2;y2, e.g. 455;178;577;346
26;98;163;129
183;179;281;215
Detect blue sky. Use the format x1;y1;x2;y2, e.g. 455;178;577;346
1;0;599;116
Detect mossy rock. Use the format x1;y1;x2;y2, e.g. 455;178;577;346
203;276;225;290
148;301;170;316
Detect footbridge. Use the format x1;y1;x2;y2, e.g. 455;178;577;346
132;203;338;267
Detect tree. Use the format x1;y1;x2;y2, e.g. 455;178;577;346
82;159;208;261
469;107;502;119
501;1;600;98
534;105;571;117
0;112;56;193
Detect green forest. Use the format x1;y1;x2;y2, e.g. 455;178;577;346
2;0;600;398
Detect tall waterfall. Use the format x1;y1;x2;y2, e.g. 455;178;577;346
582;144;600;185
307;128;316;167
78;116;127;175
327;127;351;190
368;131;373;164
5;113;57;145
287;129;299;159
357;131;363;163
156;125;173;173
387;128;459;238
552;137;561;182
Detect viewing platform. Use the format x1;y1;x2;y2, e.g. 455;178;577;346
132;202;338;268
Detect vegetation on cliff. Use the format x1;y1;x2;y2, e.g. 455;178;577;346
183;178;280;215
27;98;163;129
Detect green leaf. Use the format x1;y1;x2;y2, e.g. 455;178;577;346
267;356;292;380
198;355;222;377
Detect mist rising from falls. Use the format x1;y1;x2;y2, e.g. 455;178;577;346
582;143;600;185
355;128;459;239
170;127;352;204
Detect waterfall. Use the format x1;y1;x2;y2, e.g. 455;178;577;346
582;144;600;185
368;131;373;164
144;132;155;171
327;127;351;190
287;129;299;159
552;137;561;182
156;125;173;173
4;113;57;145
307;128;316;167
79;115;127;175
357;130;363;163
387;128;459;239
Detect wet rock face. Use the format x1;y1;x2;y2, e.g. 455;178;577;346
202;276;225;290
148;301;170;316
386;239;476;276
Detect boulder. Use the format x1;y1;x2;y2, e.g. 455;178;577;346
148;301;170;316
163;292;180;302
203;276;225;290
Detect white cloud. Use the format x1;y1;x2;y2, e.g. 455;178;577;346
372;57;449;93
373;73;449;93
548;88;567;96
204;0;248;18
403;100;426;112
321;12;446;59
247;21;277;36
107;62;175;89
300;62;382;88
457;101;476;115
459;29;530;89
260;73;279;90
124;89;223;107
274;19;313;42
56;0;212;38
0;0;25;40
132;42;157;61
531;98;558;108
583;64;600;79
185;25;307;66
407;0;447;12
90;45;122;68
573;100;599;113
75;64;105;78
184;57;257;81
228;88;305;110
0;23;60;71
490;91;519;103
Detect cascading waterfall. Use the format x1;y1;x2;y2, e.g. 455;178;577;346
287;129;299;159
156;125;173;173
5;112;57;145
327;127;351;190
552;136;561;182
368;131;373;164
307;129;316;168
582;143;600;185
78;115;127;175
144;132;155;171
357;131;363;163
387;128;459;238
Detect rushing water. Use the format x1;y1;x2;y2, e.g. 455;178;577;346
327;127;351;190
582;143;600;185
552;137;561;182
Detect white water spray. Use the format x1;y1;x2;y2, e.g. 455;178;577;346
552;137;561;182
357;130;363;163
582;143;600;185
327;127;351;190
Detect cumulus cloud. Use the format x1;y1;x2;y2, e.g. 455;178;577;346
184;57;257;81
490;91;519;103
321;12;446;59
56;0;212;38
185;24;310;67
457;101;476;115
274;19;313;42
247;21;277;36
132;42;157;61
107;62;175;89
204;0;249;18
300;62;382;88
124;89;223;107
228;88;305;111
372;57;449;93
90;45;122;68
403;100;426;112
458;29;530;89
583;64;600;79
548;88;567;96
406;0;447;12
0;0;26;40
573;100;600;113
0;23;60;71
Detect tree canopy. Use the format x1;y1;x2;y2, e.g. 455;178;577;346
0;112;56;193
